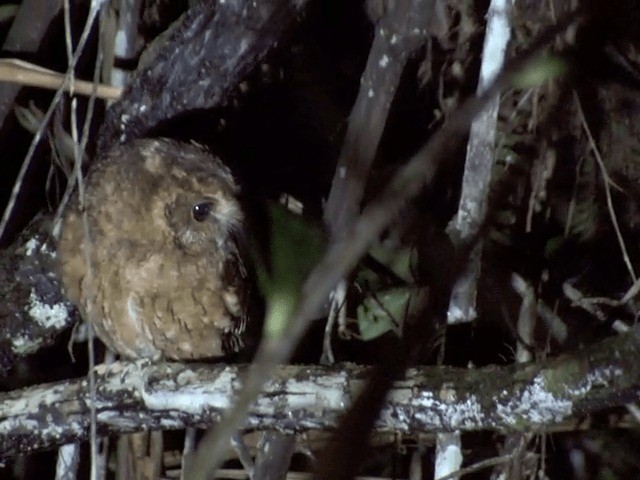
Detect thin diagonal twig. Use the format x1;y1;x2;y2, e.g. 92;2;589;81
0;0;108;243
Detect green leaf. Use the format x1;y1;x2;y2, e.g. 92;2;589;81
253;202;326;339
0;5;18;24
512;55;568;89
356;286;426;341
368;242;417;284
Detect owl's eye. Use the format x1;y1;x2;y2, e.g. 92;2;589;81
192;201;214;222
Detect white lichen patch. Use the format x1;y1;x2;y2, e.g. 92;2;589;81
436;395;484;428
0;382;69;421
569;366;622;396
495;375;572;426
94;361;127;376
10;334;34;354
139;368;240;414
378;54;389;68
0;415;82;445
96;411;141;429
268;380;315;413
278;369;349;413
25;238;39;256
0;411;41;434
27;291;70;330
383;388;485;430
24;236;56;257
175;369;200;386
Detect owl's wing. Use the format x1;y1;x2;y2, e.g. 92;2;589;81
219;229;263;356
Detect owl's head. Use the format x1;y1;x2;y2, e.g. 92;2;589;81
155;140;242;256
101;138;245;257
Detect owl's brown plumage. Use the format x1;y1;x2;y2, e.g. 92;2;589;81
58;138;257;360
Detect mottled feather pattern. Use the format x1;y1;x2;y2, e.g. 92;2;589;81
57;138;257;360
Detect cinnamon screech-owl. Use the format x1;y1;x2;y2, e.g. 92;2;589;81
57;138;259;360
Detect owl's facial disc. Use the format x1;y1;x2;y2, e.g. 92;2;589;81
202;191;243;234
189;194;240;232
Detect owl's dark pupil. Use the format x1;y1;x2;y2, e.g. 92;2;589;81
192;201;213;222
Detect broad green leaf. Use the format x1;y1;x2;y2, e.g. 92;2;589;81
356;286;426;341
0;5;18;24
512;55;568;89
368;242;417;284
254;202;326;339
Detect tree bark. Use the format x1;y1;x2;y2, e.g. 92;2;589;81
98;0;309;153
0;214;77;376
2;324;639;460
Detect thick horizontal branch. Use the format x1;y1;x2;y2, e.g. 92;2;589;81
2;324;639;460
98;0;309;153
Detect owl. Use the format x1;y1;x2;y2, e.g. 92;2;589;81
57;138;258;360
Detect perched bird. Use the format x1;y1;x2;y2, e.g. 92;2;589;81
57;138;259;360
